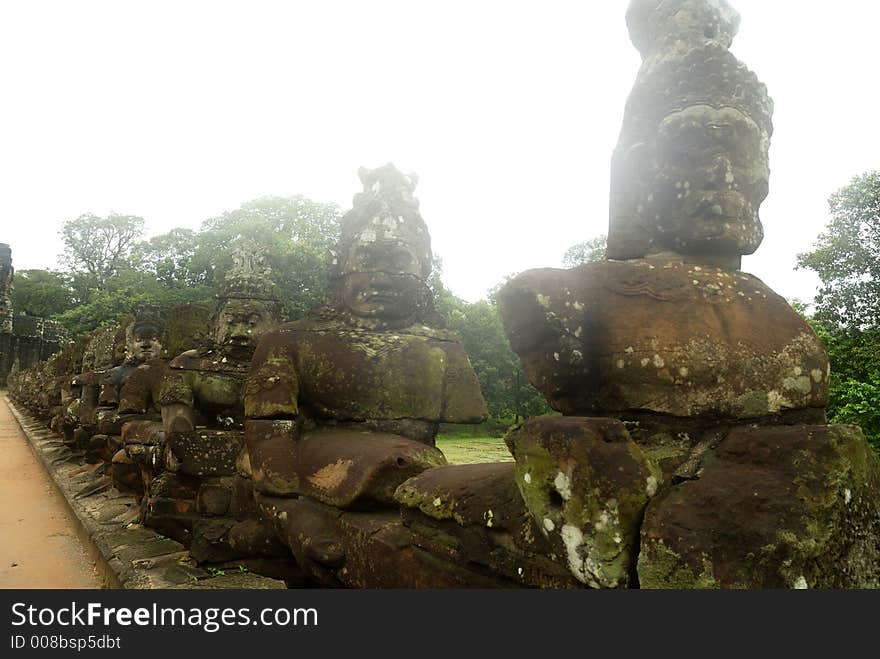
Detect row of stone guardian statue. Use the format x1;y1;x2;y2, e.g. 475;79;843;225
9;0;880;588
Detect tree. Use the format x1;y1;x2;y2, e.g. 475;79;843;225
436;288;551;425
132;228;201;288
798;171;880;451
60;213;145;292
193;196;342;319
562;235;607;267
797;171;880;327
10;269;75;318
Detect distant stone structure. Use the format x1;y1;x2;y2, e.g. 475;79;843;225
497;0;880;588
0;243;66;386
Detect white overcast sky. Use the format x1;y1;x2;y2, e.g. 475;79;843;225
1;0;878;304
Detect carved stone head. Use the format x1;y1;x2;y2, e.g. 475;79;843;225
608;1;773;265
329;164;433;324
125;305;164;363
213;238;281;353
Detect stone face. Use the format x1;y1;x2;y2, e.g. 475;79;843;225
638;424;880;588
608;1;772;265
498;257;828;419
505;417;654;588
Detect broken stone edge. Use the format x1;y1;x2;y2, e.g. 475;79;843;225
5;395;285;590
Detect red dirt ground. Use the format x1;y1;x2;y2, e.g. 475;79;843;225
0;396;104;588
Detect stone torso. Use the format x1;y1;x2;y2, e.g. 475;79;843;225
161;349;251;426
246;319;487;428
499;255;828;419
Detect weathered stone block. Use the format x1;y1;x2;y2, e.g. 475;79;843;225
396;462;581;587
638;424;880;588
505;417;655;588
196;483;232;516
167;428;244;476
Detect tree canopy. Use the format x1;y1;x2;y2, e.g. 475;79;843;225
562;235;607;268
60;213;145;292
799;171;880;450
798;171;880;328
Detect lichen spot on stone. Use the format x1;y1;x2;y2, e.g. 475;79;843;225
646;475;658;497
653;354;665;369
616;359;625;369
553;353;560;362
678;367;689;378
844;488;852;504
433;497;442;508
641;358;650;367
572;301;584;311
523;472;532;484
554;471;572;501
537;294;551;308
766;390;786;412
811;368;823;384
625;346;634;354
793;576;808;590
485;510;494;528
543;517;555;532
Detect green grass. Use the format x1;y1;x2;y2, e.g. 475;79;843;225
436;435;513;465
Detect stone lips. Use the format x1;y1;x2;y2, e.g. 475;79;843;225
498;257;829;419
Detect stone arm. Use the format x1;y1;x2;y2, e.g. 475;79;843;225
243;333;301;496
158;367;196;434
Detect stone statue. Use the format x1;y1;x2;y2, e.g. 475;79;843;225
496;0;880;588
159;240;282;437
141;241;287;563
245;164;488;583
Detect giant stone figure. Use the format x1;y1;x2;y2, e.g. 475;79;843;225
244;164;488;583
497;0;880;588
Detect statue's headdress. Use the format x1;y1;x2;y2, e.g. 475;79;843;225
219;237;281;303
130;305;164;337
329;163;432;280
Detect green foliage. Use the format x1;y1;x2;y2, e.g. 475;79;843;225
562;235;607;268
10;269;75;317
811;322;880;451
52;266;211;336
798;171;880;327
436;286;550;424
799;172;880;451
50;196;341;335
142;196;342;320
60;213;146;292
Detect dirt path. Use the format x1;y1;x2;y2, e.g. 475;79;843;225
0;395;104;588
